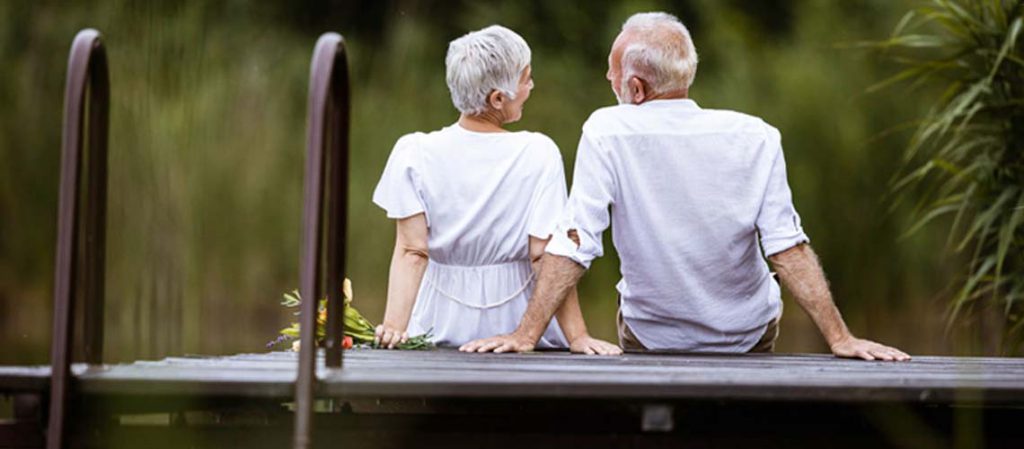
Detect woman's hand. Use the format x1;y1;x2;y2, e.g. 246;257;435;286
375;324;409;349
569;334;623;355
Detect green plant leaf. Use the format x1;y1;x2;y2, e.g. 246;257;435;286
993;190;1024;300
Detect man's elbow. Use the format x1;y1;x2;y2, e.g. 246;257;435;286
530;252;544;266
542;253;589;279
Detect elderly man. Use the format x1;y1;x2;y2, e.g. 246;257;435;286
461;12;910;360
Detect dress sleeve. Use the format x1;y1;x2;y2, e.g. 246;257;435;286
755;125;810;256
527;138;568;239
372;134;427;221
544;130;615;269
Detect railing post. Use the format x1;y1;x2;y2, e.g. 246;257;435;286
47;28;109;449
294;32;351;449
324;39;350;371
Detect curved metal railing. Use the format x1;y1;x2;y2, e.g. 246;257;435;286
47;28;110;449
40;28;350;449
294;32;351;449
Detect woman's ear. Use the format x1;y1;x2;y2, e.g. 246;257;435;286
487;90;505;111
628;76;646;104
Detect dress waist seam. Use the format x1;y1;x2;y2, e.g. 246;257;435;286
428;259;531;270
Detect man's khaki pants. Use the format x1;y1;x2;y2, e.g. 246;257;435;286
617;304;782;353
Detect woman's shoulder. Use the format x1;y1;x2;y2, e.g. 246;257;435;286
398;125;473;150
400;126;561;164
389;129;442;163
393;130;429;150
511;130;561;161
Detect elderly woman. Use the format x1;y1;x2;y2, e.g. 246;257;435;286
371;25;619;354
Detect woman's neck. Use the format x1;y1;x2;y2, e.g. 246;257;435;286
458;112;507;133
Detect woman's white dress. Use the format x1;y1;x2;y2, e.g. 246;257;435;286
372;123;569;348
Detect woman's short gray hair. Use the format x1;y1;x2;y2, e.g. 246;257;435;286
619;12;699;98
445;25;531;115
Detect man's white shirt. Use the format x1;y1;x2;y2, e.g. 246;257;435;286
546;99;809;352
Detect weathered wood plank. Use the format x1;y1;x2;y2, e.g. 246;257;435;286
2;349;1024;404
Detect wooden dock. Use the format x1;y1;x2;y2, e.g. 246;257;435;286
5;349;1024;403
3;349;1024;448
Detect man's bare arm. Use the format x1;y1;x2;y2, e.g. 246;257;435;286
528;237;620;355
769;243;910;361
518;254;588;341
459;254;586;353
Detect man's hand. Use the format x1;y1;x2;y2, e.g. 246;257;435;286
374;324;408;349
569;335;623;355
830;336;911;361
459;332;536;353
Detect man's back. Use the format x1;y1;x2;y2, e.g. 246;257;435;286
547;98;809;352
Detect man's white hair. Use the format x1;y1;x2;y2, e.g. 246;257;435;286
445;25;531;115
618;12;699;102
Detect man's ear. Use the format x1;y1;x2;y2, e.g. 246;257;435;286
628;77;646;104
488;90;505;111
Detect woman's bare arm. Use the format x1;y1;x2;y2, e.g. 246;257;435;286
376;213;429;348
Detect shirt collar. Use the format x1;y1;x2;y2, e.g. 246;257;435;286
640;98;700;109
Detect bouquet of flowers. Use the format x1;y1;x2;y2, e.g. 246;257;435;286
267;279;433;351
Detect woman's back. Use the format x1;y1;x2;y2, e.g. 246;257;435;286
373;124;568;346
383;125;563;264
371;24;619;354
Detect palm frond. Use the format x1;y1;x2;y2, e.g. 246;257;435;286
876;0;1024;354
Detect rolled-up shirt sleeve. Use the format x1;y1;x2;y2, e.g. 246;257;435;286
545;130;615;269
756;126;809;257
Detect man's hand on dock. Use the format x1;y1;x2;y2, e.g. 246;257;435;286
460;332;536;353
459;333;623;355
830;336;911;361
569;335;623;355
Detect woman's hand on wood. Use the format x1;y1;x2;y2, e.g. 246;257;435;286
375;324;409;349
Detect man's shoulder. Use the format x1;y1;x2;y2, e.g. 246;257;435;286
581;104;634;135
697;107;779;137
582;104;779;139
586;104;628;121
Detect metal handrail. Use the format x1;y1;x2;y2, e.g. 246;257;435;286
294;32;351;449
41;28;350;449
47;28;110;449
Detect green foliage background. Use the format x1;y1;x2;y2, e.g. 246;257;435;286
0;0;994;363
878;0;1024;352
